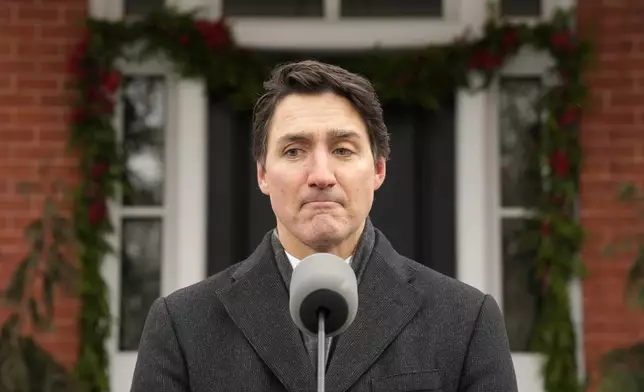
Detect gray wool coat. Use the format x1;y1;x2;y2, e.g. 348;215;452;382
130;228;518;392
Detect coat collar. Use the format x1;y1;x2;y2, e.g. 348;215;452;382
216;228;424;392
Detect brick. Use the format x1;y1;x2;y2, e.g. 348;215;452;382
37;25;80;40
0;95;37;107
587;74;636;91
1;25;37;40
0;41;14;56
15;43;62;57
64;7;86;23
17;6;62;23
0;61;37;74
39;129;69;143
609;91;644;107
0;5;12;24
2;130;37;143
592;111;638;125
10;111;64;126
37;60;69;74
39;94;70;107
16;76;61;91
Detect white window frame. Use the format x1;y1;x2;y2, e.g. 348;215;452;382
100;61;188;392
484;55;555;392
484;54;585;392
474;3;585;392
90;0;584;391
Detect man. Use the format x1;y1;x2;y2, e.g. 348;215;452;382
130;60;518;392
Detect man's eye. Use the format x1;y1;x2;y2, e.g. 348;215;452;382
334;148;353;156
284;148;301;157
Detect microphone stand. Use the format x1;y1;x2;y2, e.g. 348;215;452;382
317;310;326;392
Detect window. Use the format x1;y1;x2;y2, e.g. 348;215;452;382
498;77;542;352
220;0;443;18
124;0;164;17
118;75;167;351
500;0;541;17
341;0;442;17
223;0;324;17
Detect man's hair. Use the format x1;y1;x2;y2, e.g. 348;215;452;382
251;60;390;166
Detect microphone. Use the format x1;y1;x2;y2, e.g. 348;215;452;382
289;253;358;392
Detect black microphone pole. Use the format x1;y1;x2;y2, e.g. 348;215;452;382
317;310;326;392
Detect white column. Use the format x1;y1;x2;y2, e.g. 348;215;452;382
324;0;341;21
454;0;490;292
458;0;488;33
455;87;492;293
172;79;208;291
169;0;210;15
164;0;209;292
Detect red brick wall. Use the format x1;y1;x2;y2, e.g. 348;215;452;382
578;0;644;389
0;0;87;370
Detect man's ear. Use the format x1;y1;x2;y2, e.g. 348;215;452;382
374;157;386;191
257;161;270;195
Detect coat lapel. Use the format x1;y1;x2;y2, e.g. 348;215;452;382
216;234;317;392
324;233;424;392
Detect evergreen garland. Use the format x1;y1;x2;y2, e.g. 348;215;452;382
1;6;593;392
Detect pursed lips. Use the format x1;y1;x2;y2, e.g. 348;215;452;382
301;199;342;208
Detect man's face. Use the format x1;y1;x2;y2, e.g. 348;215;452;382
257;92;386;252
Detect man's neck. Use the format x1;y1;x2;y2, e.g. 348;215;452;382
276;220;365;260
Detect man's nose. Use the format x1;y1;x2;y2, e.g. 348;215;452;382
307;150;336;189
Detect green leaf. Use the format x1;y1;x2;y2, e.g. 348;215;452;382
4;256;32;305
28;297;44;330
619;182;639;202
58;259;81;297
24;219;44;252
16;181;38;197
44;259;57;325
52;216;74;244
0;331;30;392
572;256;588;278
602;243;617;258
44;197;58;222
52;179;69;196
625;248;644;309
633;285;644;311
599;342;644;392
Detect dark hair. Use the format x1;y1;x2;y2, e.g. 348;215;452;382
251;59;390;166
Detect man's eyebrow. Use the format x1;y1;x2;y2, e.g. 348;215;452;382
328;129;361;140
275;131;312;146
275;129;361;146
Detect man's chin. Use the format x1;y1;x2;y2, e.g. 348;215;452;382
304;234;343;253
299;220;346;248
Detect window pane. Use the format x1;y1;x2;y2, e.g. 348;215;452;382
122;76;166;206
500;0;541;17
124;0;165;16
119;218;162;351
341;0;442;17
502;218;538;352
223;0;323;17
499;77;542;208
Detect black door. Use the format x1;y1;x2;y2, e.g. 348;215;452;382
207;56;455;278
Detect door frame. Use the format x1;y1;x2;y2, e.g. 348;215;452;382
90;1;584;391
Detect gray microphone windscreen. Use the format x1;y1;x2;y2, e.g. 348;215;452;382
289;253;358;337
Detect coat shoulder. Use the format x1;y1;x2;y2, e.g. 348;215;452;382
372;227;488;312
161;261;243;316
397;256;489;316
